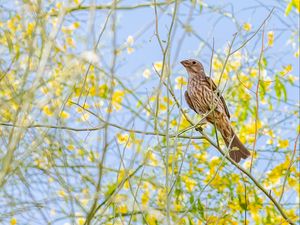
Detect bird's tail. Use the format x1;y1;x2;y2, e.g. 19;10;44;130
220;126;251;163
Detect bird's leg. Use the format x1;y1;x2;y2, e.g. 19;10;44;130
195;118;208;132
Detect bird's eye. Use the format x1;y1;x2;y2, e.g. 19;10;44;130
192;61;196;65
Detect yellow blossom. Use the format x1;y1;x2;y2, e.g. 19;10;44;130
127;47;134;54
111;90;125;111
287;75;298;84
117;204;128;214
280;64;292;76
159;103;167;112
278;139;289;148
57;190;66;198
175;76;187;89
213;57;223;70
179;115;190;130
174;200;183;211
77;149;85;157
116;133;130;145
10;218;17;225
153;61;163;72
243;22;252;31
117;170;130;189
156;188;166;207
193;151;207;162
170;119;177;127
243;160;252;169
146;214;158;225
127;35;134;45
60;111;70;119
163;96;174;105
294;49;299;57
141;190;150;206
267;31;274;46
66;37;75;47
67;144;75;151
26;22;35;36
145;150;158;166
73;21;80;29
42;105;55;116
143;68;151;78
77;217;85;225
182;175;197;192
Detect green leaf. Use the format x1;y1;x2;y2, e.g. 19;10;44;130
199;0;203;13
285;1;293;16
197;200;205;218
274;76;287;102
4;30;13;53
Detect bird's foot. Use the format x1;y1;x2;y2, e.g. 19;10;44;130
195;126;203;132
195;120;207;132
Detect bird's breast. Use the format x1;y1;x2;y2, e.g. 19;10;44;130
187;80;212;115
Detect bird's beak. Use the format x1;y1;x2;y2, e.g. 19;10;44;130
180;60;189;67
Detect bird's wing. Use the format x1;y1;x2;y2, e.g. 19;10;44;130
184;91;197;113
205;76;231;119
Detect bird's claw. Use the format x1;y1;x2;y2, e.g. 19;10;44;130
195;120;207;132
195;126;203;132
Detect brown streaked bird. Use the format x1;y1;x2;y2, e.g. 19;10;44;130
181;59;250;163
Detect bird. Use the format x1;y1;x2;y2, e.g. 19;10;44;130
181;59;250;163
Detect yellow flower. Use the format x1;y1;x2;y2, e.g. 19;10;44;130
77;149;85;157
111;90;125;111
42;105;54;116
153;61;163;72
143;68;151;78
278;139;289;148
66;37;75;47
145;150;158;166
267;31;274;46
146;214;158;225
57;190;66;198
77;217;85;225
156;188;166;207
127;47;134;54
243;22;252;31
10;218;17;225
117;204;128;214
141;190;150;206
26;22;35;36
287;75;298;84
182;175;197;192
117;170;130;189
243;160;251;169
158;103;167;112
212;57;223;70
60;111;70;119
116;133;129;145
178;115;190;130
73;21;80;29
294;49;299;58
175;76;187;89
280;64;292;76
170;119;177;127
127;35;134;45
67;144;75;151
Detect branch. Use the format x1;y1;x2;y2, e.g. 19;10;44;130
202;132;296;225
50;1;176;16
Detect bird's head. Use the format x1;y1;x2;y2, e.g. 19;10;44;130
180;59;204;76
